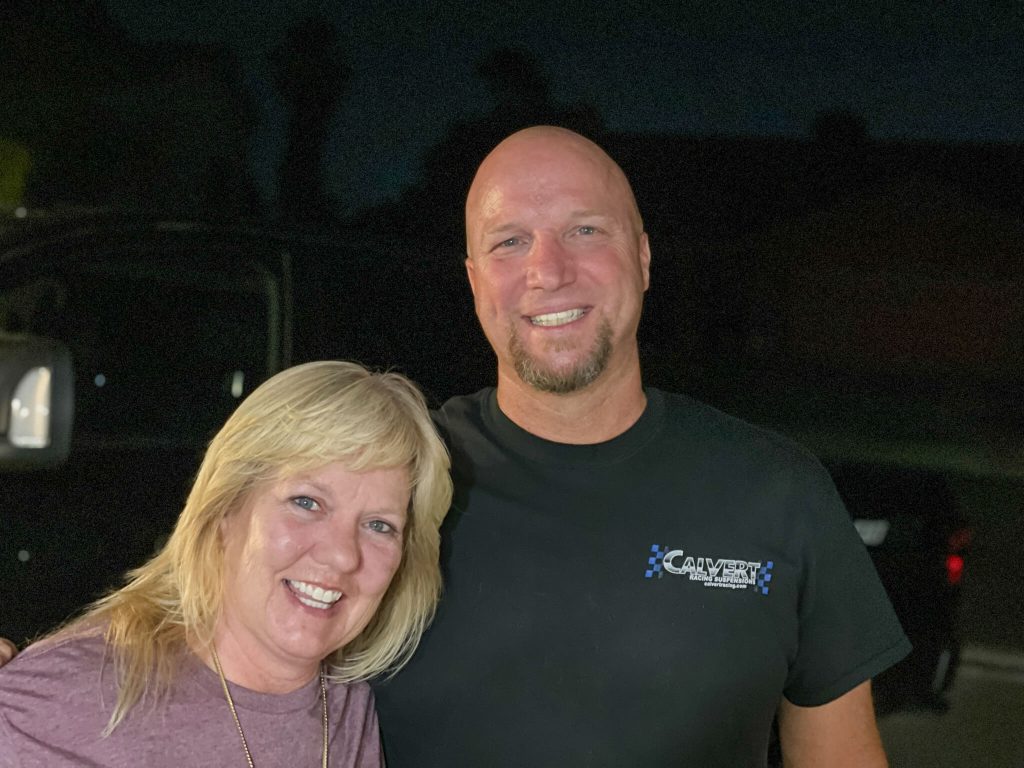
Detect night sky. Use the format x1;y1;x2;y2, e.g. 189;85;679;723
102;0;1023;207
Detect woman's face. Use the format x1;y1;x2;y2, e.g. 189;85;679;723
216;461;409;688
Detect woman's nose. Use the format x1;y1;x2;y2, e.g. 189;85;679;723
317;522;362;573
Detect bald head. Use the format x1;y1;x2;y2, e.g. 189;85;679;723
465;127;644;253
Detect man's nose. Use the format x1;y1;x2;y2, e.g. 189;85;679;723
525;234;575;291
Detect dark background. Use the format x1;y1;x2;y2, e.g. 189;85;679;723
4;1;1022;215
2;1;1022;758
4;0;1022;408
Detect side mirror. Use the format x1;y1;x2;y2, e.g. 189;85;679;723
0;334;73;468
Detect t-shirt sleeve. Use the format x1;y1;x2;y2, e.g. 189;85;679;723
782;461;912;706
348;683;386;768
0;634;110;767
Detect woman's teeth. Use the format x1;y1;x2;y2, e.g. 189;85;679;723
287;579;342;609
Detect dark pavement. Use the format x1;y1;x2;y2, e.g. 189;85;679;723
880;646;1024;768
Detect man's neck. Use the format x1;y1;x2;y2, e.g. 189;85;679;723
495;365;647;445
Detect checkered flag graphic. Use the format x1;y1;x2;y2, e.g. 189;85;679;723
756;561;774;595
645;544;668;579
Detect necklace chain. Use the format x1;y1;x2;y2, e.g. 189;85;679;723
211;647;329;768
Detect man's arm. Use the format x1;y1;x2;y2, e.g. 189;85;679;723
777;681;888;768
0;638;16;665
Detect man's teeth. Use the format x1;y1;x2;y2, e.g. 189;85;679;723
530;308;585;327
287;579;342;609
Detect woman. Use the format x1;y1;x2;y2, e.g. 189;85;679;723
0;360;451;766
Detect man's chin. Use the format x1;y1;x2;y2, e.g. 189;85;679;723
508;320;613;395
513;352;607;395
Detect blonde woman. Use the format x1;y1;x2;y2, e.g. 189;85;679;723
0;361;451;767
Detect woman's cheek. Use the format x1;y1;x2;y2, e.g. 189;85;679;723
263;517;310;564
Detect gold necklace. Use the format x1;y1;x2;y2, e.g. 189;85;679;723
211;646;329;768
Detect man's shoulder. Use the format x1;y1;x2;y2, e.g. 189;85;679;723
430;386;825;473
432;388;491;419
653;387;800;447
652;388;828;478
431;388;492;441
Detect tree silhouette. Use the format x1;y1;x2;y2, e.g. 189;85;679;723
1;1;259;215
377;46;603;246
809;108;872;204
271;16;351;223
812;109;869;146
475;47;553;116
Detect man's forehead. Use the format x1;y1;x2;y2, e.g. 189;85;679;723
475;173;564;213
466;128;642;240
476;147;617;201
473;185;614;233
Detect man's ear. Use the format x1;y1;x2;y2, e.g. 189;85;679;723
639;233;651;291
465;255;478;295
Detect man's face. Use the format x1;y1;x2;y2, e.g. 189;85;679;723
465;131;650;394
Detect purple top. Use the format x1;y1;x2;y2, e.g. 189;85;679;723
0;627;384;767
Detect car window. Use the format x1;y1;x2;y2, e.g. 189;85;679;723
0;258;278;446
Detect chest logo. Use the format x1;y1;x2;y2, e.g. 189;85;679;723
645;544;773;595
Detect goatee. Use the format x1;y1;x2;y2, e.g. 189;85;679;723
509;320;612;394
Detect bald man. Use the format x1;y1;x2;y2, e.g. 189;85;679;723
372;127;909;767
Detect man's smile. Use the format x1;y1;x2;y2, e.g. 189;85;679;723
528;308;588;327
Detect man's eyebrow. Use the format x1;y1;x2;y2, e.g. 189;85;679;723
484;212;610;232
481;222;523;237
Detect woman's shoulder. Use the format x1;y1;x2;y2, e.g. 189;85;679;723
0;625;126;766
0;623;110;705
322;678;377;732
8;622;106;666
336;678;375;707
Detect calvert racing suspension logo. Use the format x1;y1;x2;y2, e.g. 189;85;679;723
644;544;774;595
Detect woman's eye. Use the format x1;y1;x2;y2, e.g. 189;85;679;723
292;496;320;512
367;519;399;535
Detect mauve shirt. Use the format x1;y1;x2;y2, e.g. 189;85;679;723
0;628;384;768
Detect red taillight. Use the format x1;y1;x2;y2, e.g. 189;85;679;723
946;527;970;586
946;554;965;586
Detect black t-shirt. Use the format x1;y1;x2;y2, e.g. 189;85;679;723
374;388;910;767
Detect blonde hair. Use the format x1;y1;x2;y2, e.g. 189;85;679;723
68;361;450;732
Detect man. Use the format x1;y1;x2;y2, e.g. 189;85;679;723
371;126;909;766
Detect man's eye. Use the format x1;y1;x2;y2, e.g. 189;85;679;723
492;237;521;251
577;225;597;235
292;496;320;512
